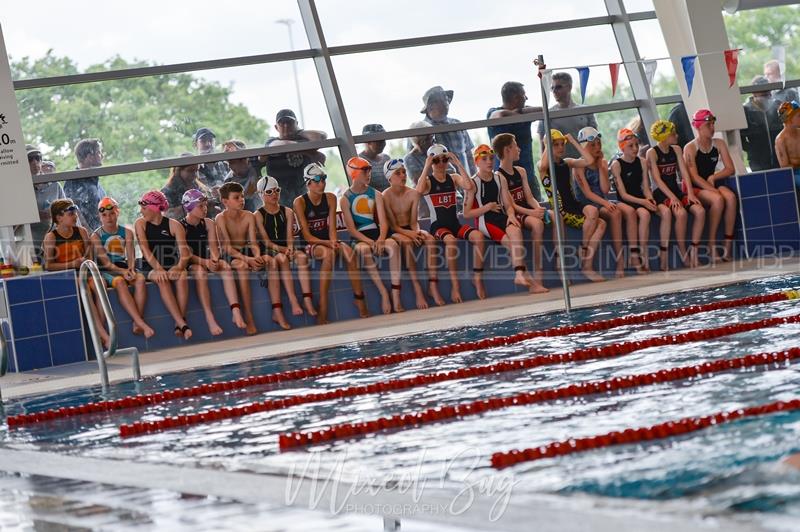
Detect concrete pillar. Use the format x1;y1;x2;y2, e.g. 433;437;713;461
653;0;748;173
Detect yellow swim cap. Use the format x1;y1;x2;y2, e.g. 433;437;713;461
650;120;676;143
550;129;566;143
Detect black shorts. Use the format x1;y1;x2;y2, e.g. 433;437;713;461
429;220;475;241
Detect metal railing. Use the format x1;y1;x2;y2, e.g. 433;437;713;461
0;322;8;401
78;260;141;390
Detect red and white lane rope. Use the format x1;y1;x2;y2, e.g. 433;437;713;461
7;290;798;429
121;314;800;438
490;397;800;469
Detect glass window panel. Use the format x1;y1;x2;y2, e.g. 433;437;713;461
316;0;608;47
629;20;678;98
623;0;654;13
335;26;630;133
4;0;309;78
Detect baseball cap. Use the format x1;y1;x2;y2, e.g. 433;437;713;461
426;144;449;157
276;109;297;123
383;158;405;180
181;189;207;212
577;127;602;143
222;139;247;152
691;109;716;128
193;128;216;142
362;124;386;135
257;175;280;193
26;144;41;157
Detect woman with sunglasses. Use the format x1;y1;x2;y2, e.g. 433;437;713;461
417;144;485;303
294;163;368;325
646;120;705;269
255;175;317;319
134;190;193;340
91;197;154;339
43;198;111;348
683;109;737;262
574;127;644;276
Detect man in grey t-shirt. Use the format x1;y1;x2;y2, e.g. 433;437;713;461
358;123;391;191
536;72;598;159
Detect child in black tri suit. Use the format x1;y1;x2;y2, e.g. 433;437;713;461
464;144;547;294
294;163;367;325
646;120;705;268
683;109;737;262
134;190;193;340
180;189;247;336
540;130;606;282
416;144;486;303
255;175;317;318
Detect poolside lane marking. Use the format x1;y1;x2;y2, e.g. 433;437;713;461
9;291;795;428
116;312;800;438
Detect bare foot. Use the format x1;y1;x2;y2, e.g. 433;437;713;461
450;286;463;304
303;295;318;317
659;250;669;271
583;269;606;282
132;324;143;336
231;307;247;330
528;281;549;294
380;291;393;315
141;324;155;339
207;317;223;336
615;266;625;279
245;324;257;335
428;281;446;306
413;285;429;310
513;270;530;288
391;287;404;313
316;316;329;325
175;323;193;340
354;298;370;318
272;308;291;330
473;274;487;300
289;300;304;317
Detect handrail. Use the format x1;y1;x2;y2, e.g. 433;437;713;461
0;321;8;401
78;261;141;390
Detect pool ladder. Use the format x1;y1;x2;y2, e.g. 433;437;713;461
78;260;141;390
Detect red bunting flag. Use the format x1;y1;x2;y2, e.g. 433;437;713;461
724;49;739;88
609;63;620;97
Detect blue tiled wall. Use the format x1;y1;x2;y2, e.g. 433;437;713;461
2;271;88;372
736;168;800;257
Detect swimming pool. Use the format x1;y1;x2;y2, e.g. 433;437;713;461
2;274;800;530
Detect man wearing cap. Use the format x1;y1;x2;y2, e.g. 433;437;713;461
418;86;476;175
28;145;66;256
536;72;598;159
64;138;107;232
488;81;544;200
358;124;391;191
193;127;229;192
764;60;799;105
223;140;263;212
775;101;800;188
263;109;328;208
741;76;782;171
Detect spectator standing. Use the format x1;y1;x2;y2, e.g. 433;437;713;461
193;127;228;192
28;145;65;254
64;138;106;231
419;86;476;175
764;60;799;104
536;72;598;159
741;76;782;171
404;121;435;185
488;81;544;200
222;140;263;212
262;109;327;208
358;124;391;191
161;154;214;219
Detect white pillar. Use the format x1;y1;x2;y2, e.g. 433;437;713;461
653;0;748;173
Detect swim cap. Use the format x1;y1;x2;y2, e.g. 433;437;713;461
691;109;716;128
139;190;169;213
550;129;566;143
303;162;327;182
650;120;676;143
426;144;449;157
472;144;494;160
383;158;406;180
257;175;280;193
577;127;601;143
97;197;118;211
617;128;638;150
181;189;207;212
778;101;800;123
346;156;372;176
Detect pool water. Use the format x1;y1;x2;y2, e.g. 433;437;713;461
2;274;800;523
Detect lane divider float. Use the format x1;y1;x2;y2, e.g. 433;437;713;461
7;291;797;428
278;347;800;451
490;396;800;469
120;314;800;438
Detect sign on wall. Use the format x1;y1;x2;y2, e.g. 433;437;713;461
0;25;39;226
